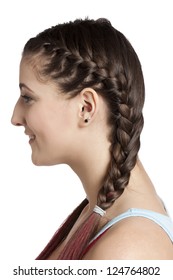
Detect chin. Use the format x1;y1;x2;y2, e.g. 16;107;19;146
31;156;60;166
32;159;42;166
31;155;45;166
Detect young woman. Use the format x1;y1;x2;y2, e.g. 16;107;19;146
11;18;173;260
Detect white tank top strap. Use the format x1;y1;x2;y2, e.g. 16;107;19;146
90;208;173;244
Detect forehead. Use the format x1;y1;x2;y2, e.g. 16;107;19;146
20;58;36;82
20;54;47;80
19;59;44;94
20;58;50;88
19;58;64;99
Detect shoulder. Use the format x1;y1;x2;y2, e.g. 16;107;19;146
83;217;173;260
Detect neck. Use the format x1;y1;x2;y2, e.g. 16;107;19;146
69;140;111;210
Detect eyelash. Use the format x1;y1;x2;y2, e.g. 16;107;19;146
21;94;33;104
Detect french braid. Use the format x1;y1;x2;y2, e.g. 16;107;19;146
23;18;145;259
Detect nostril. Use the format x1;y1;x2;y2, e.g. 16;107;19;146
11;117;22;126
11;114;23;126
15;123;22;126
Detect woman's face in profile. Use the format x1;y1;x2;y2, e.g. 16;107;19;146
11;59;80;166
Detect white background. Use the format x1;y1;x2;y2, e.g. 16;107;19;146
0;0;173;262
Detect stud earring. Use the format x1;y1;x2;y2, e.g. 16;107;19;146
84;118;90;123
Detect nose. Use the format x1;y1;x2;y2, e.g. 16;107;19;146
11;99;25;126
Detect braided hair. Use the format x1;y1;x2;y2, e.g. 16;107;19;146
23;18;145;259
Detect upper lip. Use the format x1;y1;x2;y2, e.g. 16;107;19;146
29;135;35;140
25;131;35;139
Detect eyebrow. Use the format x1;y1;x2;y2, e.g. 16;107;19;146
19;83;34;93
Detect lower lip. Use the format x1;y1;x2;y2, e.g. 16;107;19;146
29;138;35;144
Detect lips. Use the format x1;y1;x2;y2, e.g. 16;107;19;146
25;131;36;143
29;135;36;140
28;135;36;144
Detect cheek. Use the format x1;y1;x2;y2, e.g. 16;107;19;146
27;110;47;135
28;106;73;141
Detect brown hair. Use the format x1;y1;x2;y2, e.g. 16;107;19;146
22;18;145;259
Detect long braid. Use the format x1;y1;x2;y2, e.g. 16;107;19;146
23;18;145;259
98;73;144;210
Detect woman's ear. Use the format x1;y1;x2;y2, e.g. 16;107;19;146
78;88;99;126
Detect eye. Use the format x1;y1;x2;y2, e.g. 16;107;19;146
21;94;33;104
